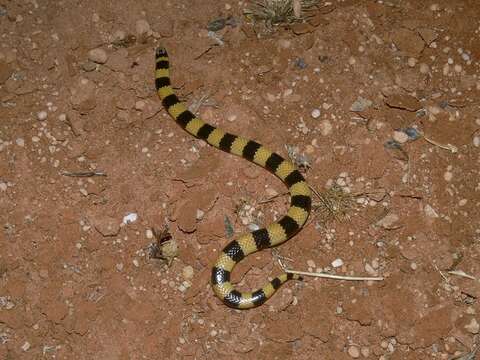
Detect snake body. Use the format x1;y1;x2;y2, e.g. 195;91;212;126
155;47;311;309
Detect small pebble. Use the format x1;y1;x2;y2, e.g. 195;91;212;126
82;61;97;72
407;57;417;67
21;342;31;352
136;19;151;36
37;110;48;121
350;97;372;112
360;347;370;357
16;138;25;147
424;204;439;218
196;209;205;220
331;258;344;268
88;48;108;64
465;318;479;334
112;29;126;42
278;39;291;49
419;63;430;74
347;345;360;358
311;108;321;119
393;130;409;144
319;119;332;136
123;213;138;224
365;263;377;275
135;100;146;111
182;265;194;280
444;171;453;182
473;136;480;147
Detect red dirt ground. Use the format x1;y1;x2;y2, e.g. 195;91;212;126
1;0;480;359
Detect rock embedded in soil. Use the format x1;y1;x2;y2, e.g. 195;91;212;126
385;94;421;111
70;78;97;113
391;28;425;56
92;215;120;236
0;60;13;84
350;96;372;112
347;345;360;358
88;48;108;64
376;213;400;229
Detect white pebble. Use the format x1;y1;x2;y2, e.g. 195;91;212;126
133;259;139;267
465;318;479;334
37;110;48;121
122;213;138;224
473;136;480;147
146;229;153;239
16;138;25;147
311;108;321;118
331;258;344;268
0;182;7;191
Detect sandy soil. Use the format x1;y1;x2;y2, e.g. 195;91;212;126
1;0;480;359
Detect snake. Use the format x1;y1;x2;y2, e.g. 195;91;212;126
155;47;312;309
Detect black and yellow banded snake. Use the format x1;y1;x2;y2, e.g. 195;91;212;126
155;47;311;309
